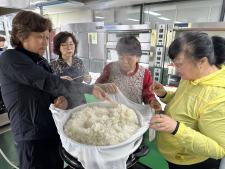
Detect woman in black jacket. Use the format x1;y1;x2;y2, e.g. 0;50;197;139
0;11;107;169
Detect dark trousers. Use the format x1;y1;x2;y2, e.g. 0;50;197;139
168;158;221;169
16;139;64;169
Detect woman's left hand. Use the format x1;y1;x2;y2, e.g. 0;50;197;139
149;99;162;112
54;96;68;110
83;74;92;84
150;114;177;133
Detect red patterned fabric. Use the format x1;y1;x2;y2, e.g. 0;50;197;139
96;62;155;104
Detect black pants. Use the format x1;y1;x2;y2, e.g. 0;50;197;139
168;158;221;169
16;139;64;169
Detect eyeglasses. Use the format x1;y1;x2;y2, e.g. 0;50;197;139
60;43;75;48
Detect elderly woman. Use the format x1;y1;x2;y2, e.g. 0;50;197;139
0;11;106;169
51;31;91;84
96;36;161;111
150;32;225;169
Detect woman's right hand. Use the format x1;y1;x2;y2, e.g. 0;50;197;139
54;96;68;110
92;85;108;101
150;114;177;133
151;81;167;97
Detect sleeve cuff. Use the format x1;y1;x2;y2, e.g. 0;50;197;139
171;121;180;135
174;122;185;137
158;92;167;98
160;91;174;102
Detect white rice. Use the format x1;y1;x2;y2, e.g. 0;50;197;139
64;104;140;146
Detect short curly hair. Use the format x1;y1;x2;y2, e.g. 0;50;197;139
53;31;78;59
10;10;52;47
116;36;142;57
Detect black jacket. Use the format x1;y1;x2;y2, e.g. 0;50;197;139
0;48;93;141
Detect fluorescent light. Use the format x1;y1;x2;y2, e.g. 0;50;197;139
127;18;139;22
174;21;183;24
144;10;161;16
30;0;48;5
158;17;171;21
95;16;104;19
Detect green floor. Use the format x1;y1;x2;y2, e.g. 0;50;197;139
0;94;169;169
138;133;168;169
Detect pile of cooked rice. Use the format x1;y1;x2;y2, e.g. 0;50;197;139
64;104;140;146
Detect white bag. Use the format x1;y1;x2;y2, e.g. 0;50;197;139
50;90;154;169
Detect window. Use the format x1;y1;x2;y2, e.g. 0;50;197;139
94;8;115;24
143;0;222;24
115;6;141;25
94;6;141;25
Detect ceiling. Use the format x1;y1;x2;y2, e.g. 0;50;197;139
0;7;21;16
30;0;172;9
84;0;172;9
0;0;173;15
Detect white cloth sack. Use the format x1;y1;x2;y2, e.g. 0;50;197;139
50;90;154;169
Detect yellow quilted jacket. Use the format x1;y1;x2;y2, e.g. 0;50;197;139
157;66;225;165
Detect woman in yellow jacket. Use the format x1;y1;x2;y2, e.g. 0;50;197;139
150;32;225;169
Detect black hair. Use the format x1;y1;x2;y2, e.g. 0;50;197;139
211;36;225;67
168;32;225;67
0;36;5;42
116;36;142;57
53;31;78;59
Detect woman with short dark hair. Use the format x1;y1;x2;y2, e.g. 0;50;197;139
51;31;91;104
150;32;225;169
53;31;78;56
0;10;106;169
51;32;91;83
